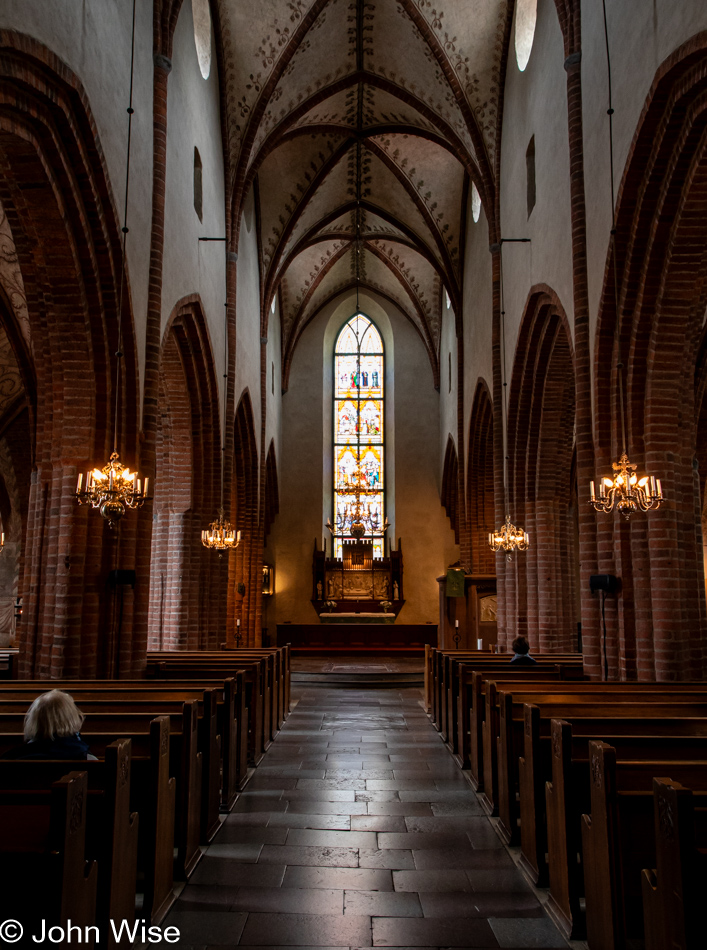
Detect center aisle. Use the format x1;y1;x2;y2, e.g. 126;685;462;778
166;687;568;948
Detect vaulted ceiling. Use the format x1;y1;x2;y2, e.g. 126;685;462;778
216;0;512;384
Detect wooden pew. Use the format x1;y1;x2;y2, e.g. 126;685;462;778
520;709;707;891
459;666;585;779
0;687;224;836
0;770;98;944
427;648;580;733
147;655;268;764
642;777;707;950
0;705;199;880
0;739;138;946
544;717;707;941
581;742;707;950
484;680;707;844
442;652;581;749
0;675;249;805
488;685;707;824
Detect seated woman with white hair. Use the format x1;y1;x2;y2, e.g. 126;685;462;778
5;689;97;759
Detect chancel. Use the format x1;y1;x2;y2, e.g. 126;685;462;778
0;0;706;948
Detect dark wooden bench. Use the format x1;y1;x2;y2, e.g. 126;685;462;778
0;704;199;880
148;654;271;765
0;738;138;945
460;667;585;780
490;682;707;837
545;716;707;936
442;652;582;747
581;742;707;950
488;685;707;823
520;708;707;892
642;777;707;950
0;770;98;944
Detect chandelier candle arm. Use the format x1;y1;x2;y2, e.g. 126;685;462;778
589;453;664;519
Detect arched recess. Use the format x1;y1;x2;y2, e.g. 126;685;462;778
506;286;577;652
148;296;222;650
0;34;140;677
229;391;260;646
441;436;460;544
263;440;280;542
467;381;495;575
594;33;707;681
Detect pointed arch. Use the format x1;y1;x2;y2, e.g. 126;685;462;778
467;380;495;574
441;435;460;544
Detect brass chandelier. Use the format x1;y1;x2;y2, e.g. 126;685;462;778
202;244;239;553
327;460;389;539
489;514;529;558
76;0;148;529
589;1;664;521
489;245;529;560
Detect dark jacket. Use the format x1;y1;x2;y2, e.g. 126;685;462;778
3;734;93;759
510;653;537;665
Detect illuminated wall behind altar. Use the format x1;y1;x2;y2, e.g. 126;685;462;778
267;289;458;627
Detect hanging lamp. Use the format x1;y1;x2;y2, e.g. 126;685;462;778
76;0;148;528
202;248;240;553
589;1;664;520
489;247;529;561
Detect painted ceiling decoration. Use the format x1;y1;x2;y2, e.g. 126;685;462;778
216;0;512;385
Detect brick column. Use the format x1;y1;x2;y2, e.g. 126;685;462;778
132;55;172;669
489;245;507;645
563;51;600;677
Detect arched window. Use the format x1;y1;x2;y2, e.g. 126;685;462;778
334;314;385;559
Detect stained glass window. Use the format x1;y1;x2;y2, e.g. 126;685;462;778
333;314;385;559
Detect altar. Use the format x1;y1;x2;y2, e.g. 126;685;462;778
311;536;404;620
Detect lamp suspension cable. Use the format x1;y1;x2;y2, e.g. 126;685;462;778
588;0;664;518
201;242;240;553
489;247;529;560
76;0;149;528
326;139;388;542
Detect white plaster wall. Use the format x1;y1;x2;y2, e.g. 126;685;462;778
0;0;154;392
462;192;493;466
439;295;458;476
235;187;263;457
499;0;573;383
272;289;456;626
265;294;282;472
163;0;226;408
581;0;707;340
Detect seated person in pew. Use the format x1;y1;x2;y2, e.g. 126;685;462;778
2;689;97;760
510;636;537;665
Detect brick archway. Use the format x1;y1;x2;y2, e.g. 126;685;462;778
228;391;260;646
506;285;577;652
0;33;140;677
594;33;707;681
148;296;223;650
441;436;460;544
467;381;495;576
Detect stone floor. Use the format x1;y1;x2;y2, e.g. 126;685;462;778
165;687;569;948
290;657;424;674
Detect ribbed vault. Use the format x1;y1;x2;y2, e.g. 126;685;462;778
217;0;511;379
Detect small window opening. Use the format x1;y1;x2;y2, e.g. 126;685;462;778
515;0;538;72
271;297;276;314
193;147;203;222
526;136;536;218
192;0;212;79
445;290;451;310
471;183;481;223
